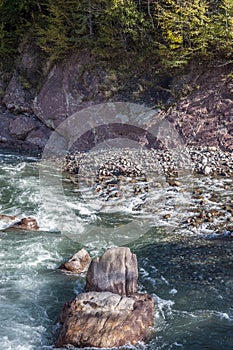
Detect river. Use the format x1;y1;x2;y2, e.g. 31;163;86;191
0;149;232;350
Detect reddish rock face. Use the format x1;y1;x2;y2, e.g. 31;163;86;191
56;291;154;349
164;63;233;151
32;51;106;129
86;246;138;296
58;248;91;274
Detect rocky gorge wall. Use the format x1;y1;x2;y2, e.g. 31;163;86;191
0;45;232;153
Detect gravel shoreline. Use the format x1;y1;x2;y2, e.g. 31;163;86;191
63;146;233;179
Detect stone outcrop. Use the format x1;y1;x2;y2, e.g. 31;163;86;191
56;247;154;348
2;42;46;114
56;291;154;349
32;51;107;129
58;248;91;274
86;246;138;296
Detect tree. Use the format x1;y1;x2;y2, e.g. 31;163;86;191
155;0;213;67
0;0;44;63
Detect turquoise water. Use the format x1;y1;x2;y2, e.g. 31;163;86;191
0;150;232;350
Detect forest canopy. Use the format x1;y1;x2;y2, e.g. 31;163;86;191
0;0;232;68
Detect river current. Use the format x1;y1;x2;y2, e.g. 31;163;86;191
0;149;232;350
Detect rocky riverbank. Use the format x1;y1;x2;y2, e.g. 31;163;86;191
63;146;233;180
61;145;233;239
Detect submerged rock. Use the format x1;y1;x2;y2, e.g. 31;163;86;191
86;246;138;296
58;248;91;274
56;291;154;349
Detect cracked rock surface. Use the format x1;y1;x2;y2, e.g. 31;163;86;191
86;246;138;296
56;291;154;348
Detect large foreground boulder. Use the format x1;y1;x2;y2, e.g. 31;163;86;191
86;246;138;296
56;291;154;349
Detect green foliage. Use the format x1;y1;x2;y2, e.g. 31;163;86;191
209;0;233;56
37;0;93;60
0;0;232;68
156;0;233;67
0;0;45;65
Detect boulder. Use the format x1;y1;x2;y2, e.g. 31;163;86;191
86;247;138;296
9;116;37;140
4;217;39;231
56;291;154;349
25;127;50;149
58;248;91;274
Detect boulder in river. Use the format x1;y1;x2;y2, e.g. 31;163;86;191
0;216;39;231
86;246;138;296
56;291;154;349
58;248;91;274
56;247;154;348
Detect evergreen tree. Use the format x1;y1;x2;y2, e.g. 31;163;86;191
0;0;232;68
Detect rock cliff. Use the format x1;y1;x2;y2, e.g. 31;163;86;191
0;44;232;153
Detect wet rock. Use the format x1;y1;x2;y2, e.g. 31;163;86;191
163;213;171;220
0;214;17;220
56;291;154;349
5;217;39;231
0;214;18;230
58;248;91;274
167;179;182;187
86;247;138;296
